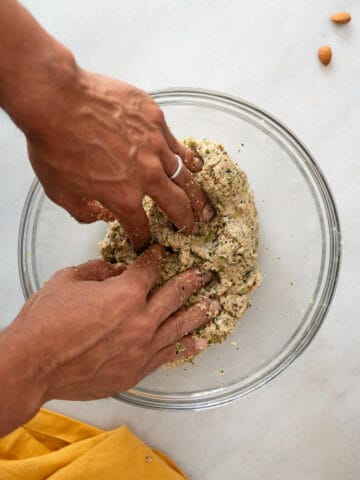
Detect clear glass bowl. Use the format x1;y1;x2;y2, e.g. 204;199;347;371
18;88;341;410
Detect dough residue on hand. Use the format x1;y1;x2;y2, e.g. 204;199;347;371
99;138;261;360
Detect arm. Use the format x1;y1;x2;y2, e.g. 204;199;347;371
0;246;221;437
0;1;219;437
0;0;214;250
0;0;76;132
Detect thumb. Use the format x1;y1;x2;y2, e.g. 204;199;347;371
73;259;126;281
44;187;114;223
71;198;115;223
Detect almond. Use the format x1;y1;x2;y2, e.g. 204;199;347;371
318;45;332;66
331;12;351;24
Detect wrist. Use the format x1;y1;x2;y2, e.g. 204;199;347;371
0;318;48;436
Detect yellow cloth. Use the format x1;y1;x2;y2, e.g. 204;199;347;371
0;408;188;479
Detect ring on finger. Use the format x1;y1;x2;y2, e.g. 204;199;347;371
169;155;184;180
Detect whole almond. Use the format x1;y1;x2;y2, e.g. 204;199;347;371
331;12;351;24
318;45;332;66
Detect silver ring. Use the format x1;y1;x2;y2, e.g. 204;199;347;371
169;155;183;180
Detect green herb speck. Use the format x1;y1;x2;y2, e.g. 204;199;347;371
176;343;185;354
204;231;216;243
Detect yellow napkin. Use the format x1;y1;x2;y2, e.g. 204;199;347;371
0;408;188;479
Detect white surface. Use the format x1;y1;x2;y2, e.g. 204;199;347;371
1;1;359;478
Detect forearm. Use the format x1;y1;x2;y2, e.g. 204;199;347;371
0;0;78;134
0;320;46;437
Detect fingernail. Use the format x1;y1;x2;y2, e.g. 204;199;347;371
192;222;200;235
201;271;213;285
114;263;127;272
195;338;207;351
193;156;203;171
150;244;165;256
201;203;215;221
209;298;222;315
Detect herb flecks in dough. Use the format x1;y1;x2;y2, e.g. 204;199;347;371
99;138;261;363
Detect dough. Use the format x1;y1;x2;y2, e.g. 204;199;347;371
99;138;261;352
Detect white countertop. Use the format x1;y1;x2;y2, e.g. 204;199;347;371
1;1;359;478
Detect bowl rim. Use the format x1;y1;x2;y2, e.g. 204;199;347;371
18;87;342;410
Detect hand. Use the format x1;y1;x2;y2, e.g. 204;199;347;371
25;67;214;249
9;245;220;403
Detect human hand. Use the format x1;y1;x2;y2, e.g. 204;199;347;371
25;66;214;249
0;1;213;250
10;245;220;402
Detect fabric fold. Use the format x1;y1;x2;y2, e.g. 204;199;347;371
0;408;187;480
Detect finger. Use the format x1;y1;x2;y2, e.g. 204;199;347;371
73;259;126;281
152;298;222;351
70;199;115;223
145;335;207;374
147;269;212;324
144;157;195;234
110;244;164;295
161;148;215;222
102;196;151;251
161;121;203;172
45;188;114;223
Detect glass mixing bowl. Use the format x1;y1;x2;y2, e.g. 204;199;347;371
18;89;341;410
